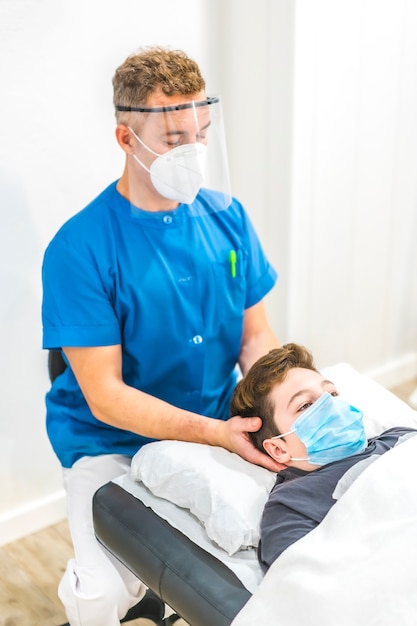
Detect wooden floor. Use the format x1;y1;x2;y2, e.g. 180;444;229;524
0;520;73;626
0;516;188;626
1;379;416;626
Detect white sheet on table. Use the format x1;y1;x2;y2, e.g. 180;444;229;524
231;432;417;626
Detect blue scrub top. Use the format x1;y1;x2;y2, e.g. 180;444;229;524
42;182;277;467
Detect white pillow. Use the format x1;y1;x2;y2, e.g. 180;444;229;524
131;441;276;555
321;363;417;437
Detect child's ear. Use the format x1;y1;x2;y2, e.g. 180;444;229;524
263;438;291;464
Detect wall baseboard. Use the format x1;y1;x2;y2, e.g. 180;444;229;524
365;351;417;390
0;489;66;547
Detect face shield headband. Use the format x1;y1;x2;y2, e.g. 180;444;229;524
116;96;220;114
116;97;231;215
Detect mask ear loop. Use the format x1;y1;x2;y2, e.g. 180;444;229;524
271;430;292;440
270;432;308;462
128;127;162;174
268;432;308;463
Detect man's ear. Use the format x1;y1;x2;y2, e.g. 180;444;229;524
115;124;135;154
263;438;291;465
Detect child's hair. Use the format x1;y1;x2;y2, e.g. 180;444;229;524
230;343;317;453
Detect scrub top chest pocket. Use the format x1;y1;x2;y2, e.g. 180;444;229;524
212;249;247;320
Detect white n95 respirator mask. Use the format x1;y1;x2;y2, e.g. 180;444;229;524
129;127;207;204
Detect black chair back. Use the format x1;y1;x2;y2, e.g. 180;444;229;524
48;350;67;382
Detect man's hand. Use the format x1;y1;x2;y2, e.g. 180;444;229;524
215;415;285;472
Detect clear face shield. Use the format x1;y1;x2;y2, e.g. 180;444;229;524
118;97;231;215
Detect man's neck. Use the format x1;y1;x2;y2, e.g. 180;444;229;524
116;167;179;213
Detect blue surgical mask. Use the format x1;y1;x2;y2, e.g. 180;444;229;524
272;392;367;466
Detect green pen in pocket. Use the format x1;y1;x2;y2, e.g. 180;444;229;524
229;249;237;278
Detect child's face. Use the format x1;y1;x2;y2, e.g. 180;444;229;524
264;367;339;470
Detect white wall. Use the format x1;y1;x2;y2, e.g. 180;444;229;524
217;0;295;339
219;0;417;379
1;0;416;545
0;0;216;546
287;0;417;379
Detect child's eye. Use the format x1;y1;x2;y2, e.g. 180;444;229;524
298;401;313;413
330;391;339;397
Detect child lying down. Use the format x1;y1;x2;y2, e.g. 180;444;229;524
230;343;417;572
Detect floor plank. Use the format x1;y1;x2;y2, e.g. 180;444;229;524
0;521;72;626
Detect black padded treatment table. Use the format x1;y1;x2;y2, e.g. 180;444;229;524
93;481;252;626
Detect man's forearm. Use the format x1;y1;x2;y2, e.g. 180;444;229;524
239;327;280;376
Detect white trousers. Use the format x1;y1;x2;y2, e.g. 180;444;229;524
58;454;146;626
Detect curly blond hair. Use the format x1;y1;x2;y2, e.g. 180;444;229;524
113;47;206;123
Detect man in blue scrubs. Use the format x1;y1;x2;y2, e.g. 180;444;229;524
42;47;280;626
